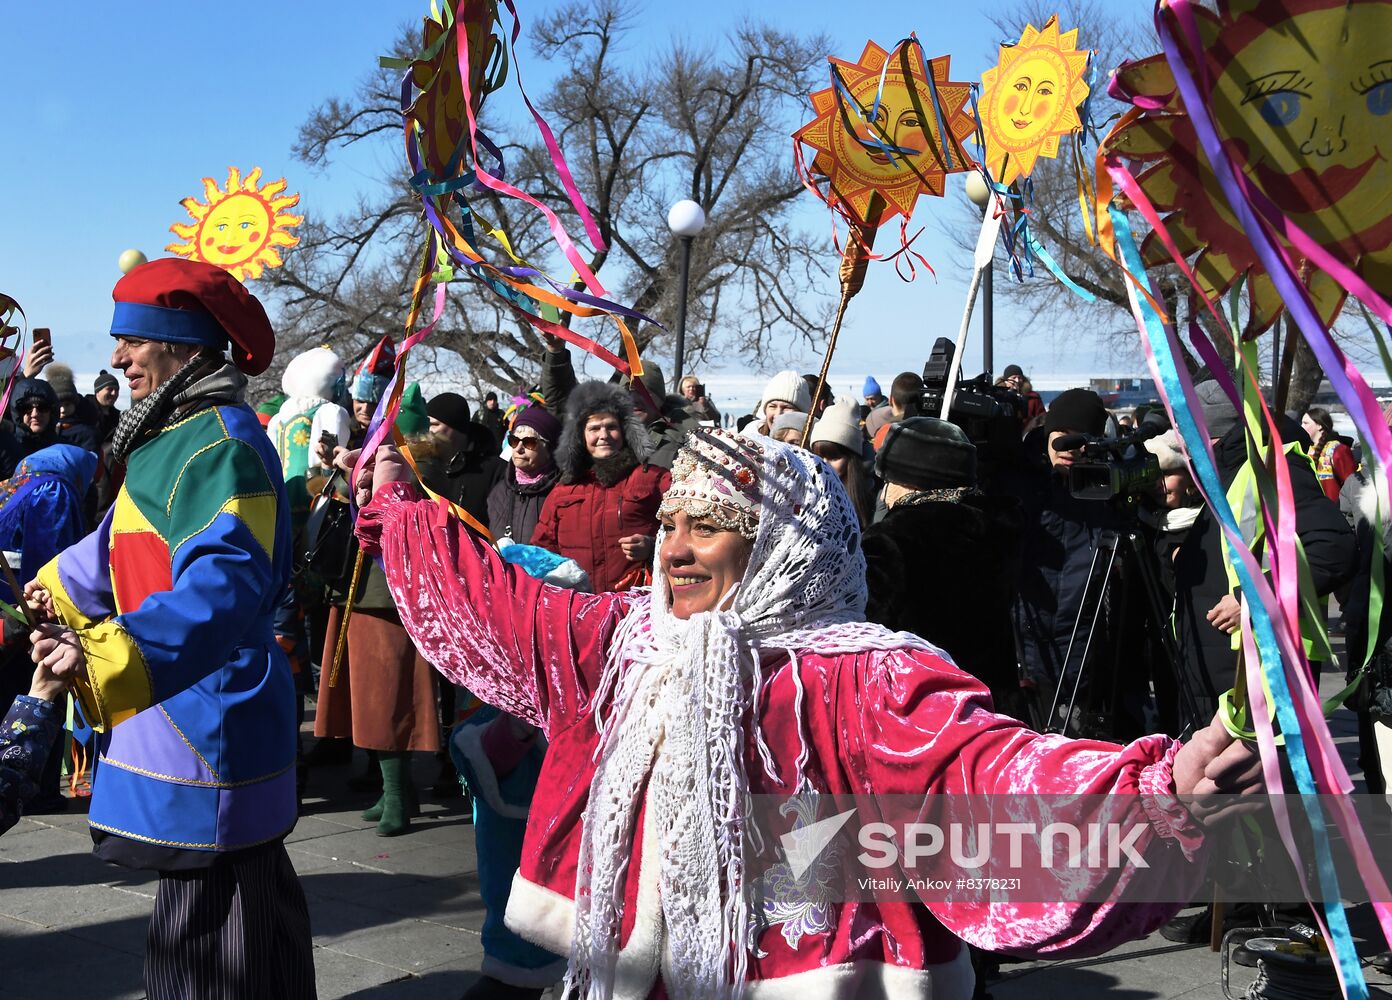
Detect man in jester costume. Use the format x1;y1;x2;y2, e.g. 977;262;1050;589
26;258;315;999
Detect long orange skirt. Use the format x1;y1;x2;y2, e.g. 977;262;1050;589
313;606;440;753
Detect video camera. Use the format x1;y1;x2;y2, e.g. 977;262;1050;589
1052;409;1170;501
920;337;1023;472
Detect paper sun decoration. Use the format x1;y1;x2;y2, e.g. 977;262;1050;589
794;39;975;228
1103;0;1392;334
978;16;1090;188
167;166;304;282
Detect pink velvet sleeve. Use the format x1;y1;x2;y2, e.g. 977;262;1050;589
848;649;1206;958
357;482;630;735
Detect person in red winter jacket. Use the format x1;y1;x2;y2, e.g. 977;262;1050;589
530;381;670;593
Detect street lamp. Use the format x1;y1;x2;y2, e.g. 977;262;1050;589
118;248;149;274
964;173;995;378
667;199;706;386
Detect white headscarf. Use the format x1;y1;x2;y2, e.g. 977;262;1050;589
566;430;932;999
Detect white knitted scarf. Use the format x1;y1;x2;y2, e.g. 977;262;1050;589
564;432;933;1000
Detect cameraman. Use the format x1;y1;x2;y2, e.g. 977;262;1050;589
1005;388;1128;733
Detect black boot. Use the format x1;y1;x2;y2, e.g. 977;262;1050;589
303;736;353;766
347;749;383;792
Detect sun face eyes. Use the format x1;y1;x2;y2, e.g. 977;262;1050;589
1367;80;1392;117
1258;91;1304;127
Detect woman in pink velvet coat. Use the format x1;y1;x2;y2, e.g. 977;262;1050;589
353;428;1258;1000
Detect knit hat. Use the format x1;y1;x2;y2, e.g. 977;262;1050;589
875;416;977;490
862;376;882;398
427;392;471;434
1044;388;1107;436
511;404;562;449
93;370;119;394
770;411;809;438
44;363;78;404
810;399;866;455
110;257;275;375
1002;364;1025;380
758;369;811;414
395;383;429;437
657;428;762;540
350;336;396;403
1194;379;1240;440
1144;429;1189;472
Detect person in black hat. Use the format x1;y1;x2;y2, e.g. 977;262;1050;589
1004;388;1132;736
997;364;1046;428
863;418;1027;722
474;390;507;449
426;392;507;527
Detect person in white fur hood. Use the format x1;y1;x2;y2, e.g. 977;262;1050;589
266;347;352;520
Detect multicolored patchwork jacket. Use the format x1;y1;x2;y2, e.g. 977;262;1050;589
38;404;297;854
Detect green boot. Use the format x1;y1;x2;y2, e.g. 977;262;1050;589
375;752;411;837
362;753;420;822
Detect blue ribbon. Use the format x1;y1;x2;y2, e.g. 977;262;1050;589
1111;203;1365;998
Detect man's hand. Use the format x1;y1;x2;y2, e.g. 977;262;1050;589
1207;594;1242;635
541;331;565;354
29;623;86;684
314;440;334;468
619;534;654;563
22;580;55;624
1172;712;1264;827
23;343;53;378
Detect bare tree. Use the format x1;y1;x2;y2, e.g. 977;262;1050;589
262;4;834;397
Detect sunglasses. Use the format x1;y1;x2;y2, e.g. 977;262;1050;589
20;401;50;413
507;435;542;451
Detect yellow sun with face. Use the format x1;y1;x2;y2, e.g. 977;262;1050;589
1103;0;1392;334
979;16;1090;188
166;166;303;281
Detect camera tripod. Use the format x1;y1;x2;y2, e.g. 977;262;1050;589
1042;526;1205;741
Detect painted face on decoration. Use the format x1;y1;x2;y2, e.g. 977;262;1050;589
166;166;303;282
659;510;754;619
997;55;1063;145
1209;3;1392;236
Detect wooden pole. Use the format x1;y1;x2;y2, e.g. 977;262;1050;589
327;548;365;688
1273;314;1298;417
800;221;876;449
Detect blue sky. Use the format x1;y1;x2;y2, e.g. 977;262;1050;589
0;0;1153;397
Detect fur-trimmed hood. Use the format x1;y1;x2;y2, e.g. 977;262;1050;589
555;380;651;480
280;347;344;402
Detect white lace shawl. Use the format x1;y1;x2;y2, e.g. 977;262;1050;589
564;433;933;1000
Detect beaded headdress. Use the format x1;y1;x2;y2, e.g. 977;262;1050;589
657;428;761;540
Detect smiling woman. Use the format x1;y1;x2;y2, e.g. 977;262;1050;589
353;426;1263;999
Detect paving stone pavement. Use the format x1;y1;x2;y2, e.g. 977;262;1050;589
2;669;1391;998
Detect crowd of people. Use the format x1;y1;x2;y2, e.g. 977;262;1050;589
4;256;1381;999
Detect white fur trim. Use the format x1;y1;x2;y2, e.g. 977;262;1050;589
744;947;974;999
452;721;530;819
502;872;974;999
504;800;666;999
479;953;567;989
280;347;344;400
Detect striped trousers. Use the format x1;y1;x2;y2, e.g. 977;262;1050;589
145;842;316;1000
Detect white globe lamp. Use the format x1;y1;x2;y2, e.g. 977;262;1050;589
667;200;706;238
118;249;149;274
